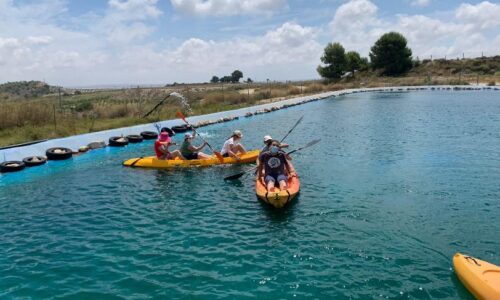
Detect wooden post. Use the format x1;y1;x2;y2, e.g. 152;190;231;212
53;103;57;131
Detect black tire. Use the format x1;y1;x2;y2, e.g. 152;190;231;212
22;156;47;167
109;136;129;147
172;124;191;133
0;161;25;173
46;147;73;160
160;127;175;137
140;131;158;140
126;135;144;143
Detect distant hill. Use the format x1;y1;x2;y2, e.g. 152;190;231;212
411;55;500;76
0;81;59;100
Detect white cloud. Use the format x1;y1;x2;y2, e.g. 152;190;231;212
1;0;500;86
170;0;287;16
25;36;53;45
411;0;430;7
328;0;500;59
455;1;500;29
118;22;322;81
108;0;163;21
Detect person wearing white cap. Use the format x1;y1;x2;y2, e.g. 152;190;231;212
220;130;246;160
180;132;211;160
261;135;289;153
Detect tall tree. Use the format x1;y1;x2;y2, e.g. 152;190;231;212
231;70;243;83
317;42;347;79
210;76;219;83
220;76;232;83
345;51;363;76
370;32;413;76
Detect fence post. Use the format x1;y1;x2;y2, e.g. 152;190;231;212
53;103;57;131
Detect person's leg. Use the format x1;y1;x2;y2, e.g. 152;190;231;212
171;150;185;160
197;152;211;160
233;144;246;154
277;174;288;190
265;175;276;192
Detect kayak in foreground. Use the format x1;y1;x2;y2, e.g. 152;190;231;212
255;175;300;208
453;253;500;300
123;150;259;169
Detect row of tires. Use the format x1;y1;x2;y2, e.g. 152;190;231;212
107;125;190;147
0;126;191;173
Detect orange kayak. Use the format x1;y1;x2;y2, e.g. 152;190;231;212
255;175;300;208
453;253;500;300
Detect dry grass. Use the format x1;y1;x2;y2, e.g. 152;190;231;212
1;72;500;147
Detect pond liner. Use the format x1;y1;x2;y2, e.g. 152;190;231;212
0;139;48;151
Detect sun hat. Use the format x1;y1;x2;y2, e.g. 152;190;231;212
184;133;193;139
263;135;273;142
233;130;243;138
158;132;170;142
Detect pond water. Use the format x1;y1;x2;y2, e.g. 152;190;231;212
1;90;499;299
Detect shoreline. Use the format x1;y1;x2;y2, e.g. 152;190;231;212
0;84;498;162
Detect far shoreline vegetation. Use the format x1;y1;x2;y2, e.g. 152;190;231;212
1;32;499;148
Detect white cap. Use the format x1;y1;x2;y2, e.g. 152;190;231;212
263;135;273;142
233;130;243;137
184;133;192;139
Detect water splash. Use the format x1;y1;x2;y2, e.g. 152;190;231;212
170;92;193;113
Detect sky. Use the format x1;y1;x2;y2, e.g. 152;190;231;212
0;0;499;87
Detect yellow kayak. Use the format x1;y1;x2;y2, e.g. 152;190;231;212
123;150;259;169
453;253;500;300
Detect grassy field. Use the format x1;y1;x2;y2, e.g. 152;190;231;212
1;57;499;147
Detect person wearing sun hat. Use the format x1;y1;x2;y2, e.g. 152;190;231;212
180;132;211;160
220;129;246;160
154;132;184;160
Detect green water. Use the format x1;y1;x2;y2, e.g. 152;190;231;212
1;90;499;299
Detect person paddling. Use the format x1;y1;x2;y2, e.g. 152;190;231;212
180;132;211;160
261;135;289;153
221;130;246;160
154;132;184;160
257;140;296;191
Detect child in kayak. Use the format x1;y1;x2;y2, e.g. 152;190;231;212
154;132;184;160
180;133;211;160
221;130;246;160
257;140;296;191
261;135;289;153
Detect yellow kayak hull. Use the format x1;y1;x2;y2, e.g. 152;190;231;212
123;150;259;169
453;253;500;300
255;175;300;208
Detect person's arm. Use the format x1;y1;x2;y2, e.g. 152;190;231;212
188;142;207;152
228;144;240;160
159;144;170;154
285;157;297;177
256;158;264;180
279;143;289;149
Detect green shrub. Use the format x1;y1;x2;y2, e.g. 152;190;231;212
75;101;93;112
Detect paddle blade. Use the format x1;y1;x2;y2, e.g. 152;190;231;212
304;138;321;148
176;111;187;123
224;172;245;181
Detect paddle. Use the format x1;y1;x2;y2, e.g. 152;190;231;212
224;139;321;181
280;115;304;143
176;111;225;162
143;94;171;118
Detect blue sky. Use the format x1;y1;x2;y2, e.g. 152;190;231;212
1;0;499;86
